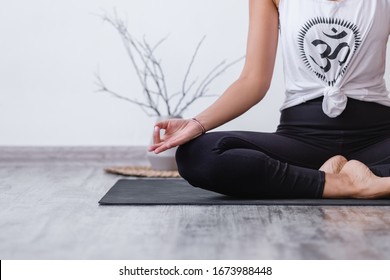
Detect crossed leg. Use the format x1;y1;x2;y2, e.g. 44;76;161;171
176;131;390;199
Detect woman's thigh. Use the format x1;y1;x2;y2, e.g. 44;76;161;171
348;137;390;177
348;138;390;166
176;131;334;169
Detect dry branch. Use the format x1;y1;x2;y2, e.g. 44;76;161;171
95;12;244;117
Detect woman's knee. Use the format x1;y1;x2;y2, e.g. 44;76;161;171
176;139;204;182
175;133;223;186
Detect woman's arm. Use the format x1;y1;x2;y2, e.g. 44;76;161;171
193;0;279;131
149;0;279;154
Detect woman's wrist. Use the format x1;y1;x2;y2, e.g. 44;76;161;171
191;117;206;134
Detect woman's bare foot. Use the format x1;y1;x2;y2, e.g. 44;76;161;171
323;160;390;199
339;160;390;199
319;155;348;174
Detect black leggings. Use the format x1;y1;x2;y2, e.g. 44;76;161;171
175;97;390;198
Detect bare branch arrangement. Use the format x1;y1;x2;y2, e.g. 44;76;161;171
95;12;244;117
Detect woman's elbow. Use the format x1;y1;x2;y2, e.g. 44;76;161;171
239;75;271;102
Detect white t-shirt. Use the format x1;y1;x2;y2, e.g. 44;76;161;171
279;0;390;117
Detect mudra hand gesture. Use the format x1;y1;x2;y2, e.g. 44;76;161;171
148;118;206;154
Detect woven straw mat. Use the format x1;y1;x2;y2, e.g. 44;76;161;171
105;166;180;178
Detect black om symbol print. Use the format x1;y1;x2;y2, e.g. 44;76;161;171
309;27;351;73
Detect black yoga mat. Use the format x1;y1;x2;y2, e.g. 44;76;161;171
99;179;390;206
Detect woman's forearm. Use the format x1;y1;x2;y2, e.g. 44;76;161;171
194;76;269;132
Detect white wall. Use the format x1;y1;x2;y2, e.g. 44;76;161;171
0;0;388;146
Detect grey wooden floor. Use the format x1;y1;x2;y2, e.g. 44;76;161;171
1;147;390;260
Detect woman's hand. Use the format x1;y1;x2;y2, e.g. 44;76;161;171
148;118;204;154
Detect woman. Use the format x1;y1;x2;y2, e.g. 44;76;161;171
149;0;390;199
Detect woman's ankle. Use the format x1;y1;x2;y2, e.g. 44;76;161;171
322;172;355;198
